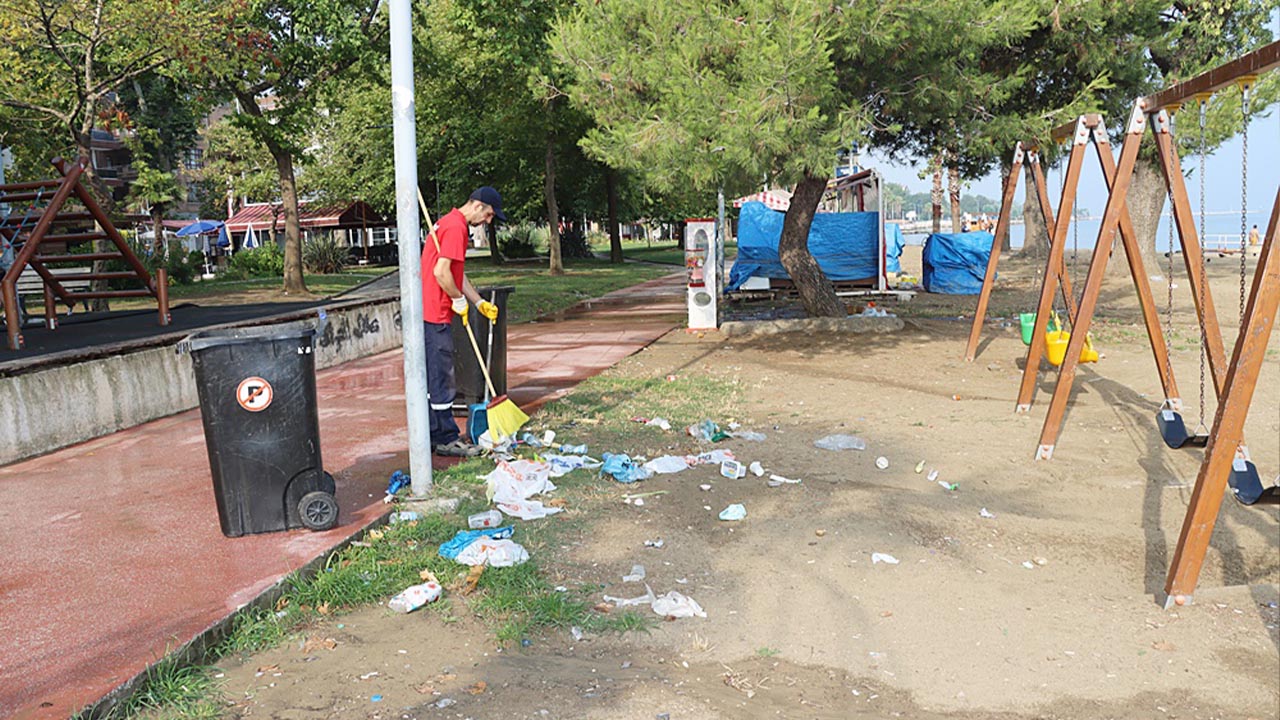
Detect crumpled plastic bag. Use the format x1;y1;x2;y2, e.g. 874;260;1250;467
646;417;673;431
388;581;442;613
691;449;736;466
601;453;653;483
541;453;603;478
454;538;529;567
728;430;767;442
652;591;706;618
603;584;656;607
495;497;563;521
484;460;556;502
438;526;513;560
643;455;691;474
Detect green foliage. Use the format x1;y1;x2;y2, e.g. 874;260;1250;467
302;235;347;274
199;120;283;204
97;657;221;720
225;244;284;280
497;223;540;259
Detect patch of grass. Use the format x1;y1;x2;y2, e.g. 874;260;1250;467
533;373;740;444
466;257;673;323
99;658;222;720
111;270;388;310
215;606;296;656
756;647;781;657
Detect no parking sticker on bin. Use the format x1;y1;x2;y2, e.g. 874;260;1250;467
236;376;273;412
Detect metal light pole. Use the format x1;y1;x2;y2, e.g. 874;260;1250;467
389;0;433;494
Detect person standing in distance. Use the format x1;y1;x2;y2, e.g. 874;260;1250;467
422;186;504;457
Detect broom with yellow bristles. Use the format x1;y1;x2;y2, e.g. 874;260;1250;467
417;189;529;442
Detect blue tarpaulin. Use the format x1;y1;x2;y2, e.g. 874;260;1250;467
727;202;882;291
921;231;994;294
885;223;905;274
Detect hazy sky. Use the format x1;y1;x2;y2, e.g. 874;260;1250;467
866;108;1278;219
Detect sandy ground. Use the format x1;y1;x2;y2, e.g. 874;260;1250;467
215;245;1279;719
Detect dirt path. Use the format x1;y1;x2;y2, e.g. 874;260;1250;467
216;247;1278;719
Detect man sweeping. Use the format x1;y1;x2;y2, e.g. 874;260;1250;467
422;186;505;457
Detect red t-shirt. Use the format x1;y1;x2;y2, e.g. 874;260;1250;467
421;208;468;324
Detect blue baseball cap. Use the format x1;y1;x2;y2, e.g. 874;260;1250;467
468;186;506;222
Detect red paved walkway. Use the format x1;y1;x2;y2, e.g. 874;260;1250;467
0;271;684;719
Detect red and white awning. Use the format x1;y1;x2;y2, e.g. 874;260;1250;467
732;190;792;212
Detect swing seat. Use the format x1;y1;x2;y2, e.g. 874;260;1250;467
1156;408;1209;449
1045;331;1099;366
1228;459;1280;506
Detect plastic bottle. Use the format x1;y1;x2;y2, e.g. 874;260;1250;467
468;509;503;529
387;581;442;613
558;443;588;455
389;510;420;524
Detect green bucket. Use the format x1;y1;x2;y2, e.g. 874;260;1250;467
1019;313;1036;345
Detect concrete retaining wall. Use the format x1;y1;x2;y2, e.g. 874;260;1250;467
0;297;403;466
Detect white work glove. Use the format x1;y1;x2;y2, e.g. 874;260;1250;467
451;295;469;320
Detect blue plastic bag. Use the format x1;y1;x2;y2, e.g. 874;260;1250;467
438;526;514;560
600;453;653;483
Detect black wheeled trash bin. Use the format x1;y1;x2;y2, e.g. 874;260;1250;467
451;286;514;414
180;313;338;537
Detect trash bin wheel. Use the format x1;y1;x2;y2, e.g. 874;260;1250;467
298;491;339;531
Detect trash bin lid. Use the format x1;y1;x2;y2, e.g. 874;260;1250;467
180;317;322;353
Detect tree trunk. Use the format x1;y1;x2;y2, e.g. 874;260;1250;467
1019;162;1050;258
151;206;165;258
948;165;962;232
544;137;564;275
487;223;503;264
779;172;843;318
606;168;622;263
271;147;307;293
1105;157;1164;282
75;135;116;312
930;155;943;234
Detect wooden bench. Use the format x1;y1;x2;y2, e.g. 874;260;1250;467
10;265;91;316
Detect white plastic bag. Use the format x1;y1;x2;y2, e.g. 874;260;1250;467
484;460;556;502
643;455;691;474
454;538;530;567
388;581;443;613
495;498;563;521
652;591;706;618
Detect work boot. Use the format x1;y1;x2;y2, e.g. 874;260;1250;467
434;439;482;457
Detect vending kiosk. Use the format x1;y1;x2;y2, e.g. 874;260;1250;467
685;218;719;329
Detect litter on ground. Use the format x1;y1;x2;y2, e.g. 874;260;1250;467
719;504;747;521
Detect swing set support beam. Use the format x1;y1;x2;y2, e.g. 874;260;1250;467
1165;186;1280;604
1031;108;1185;455
965;141;1081;362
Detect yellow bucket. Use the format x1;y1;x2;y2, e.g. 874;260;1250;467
1045;330;1099;366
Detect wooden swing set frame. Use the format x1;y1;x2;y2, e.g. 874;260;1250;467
966;41;1280;604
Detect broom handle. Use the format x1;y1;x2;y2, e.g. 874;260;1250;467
417;188;499;399
483;290;497;403
463;317;500;398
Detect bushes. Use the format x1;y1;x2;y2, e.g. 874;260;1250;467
303;235;347;274
225;244;285;280
497;223;539;259
105;239;203;288
560;224;594;260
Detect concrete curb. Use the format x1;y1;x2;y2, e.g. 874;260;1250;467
720;316;905;336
